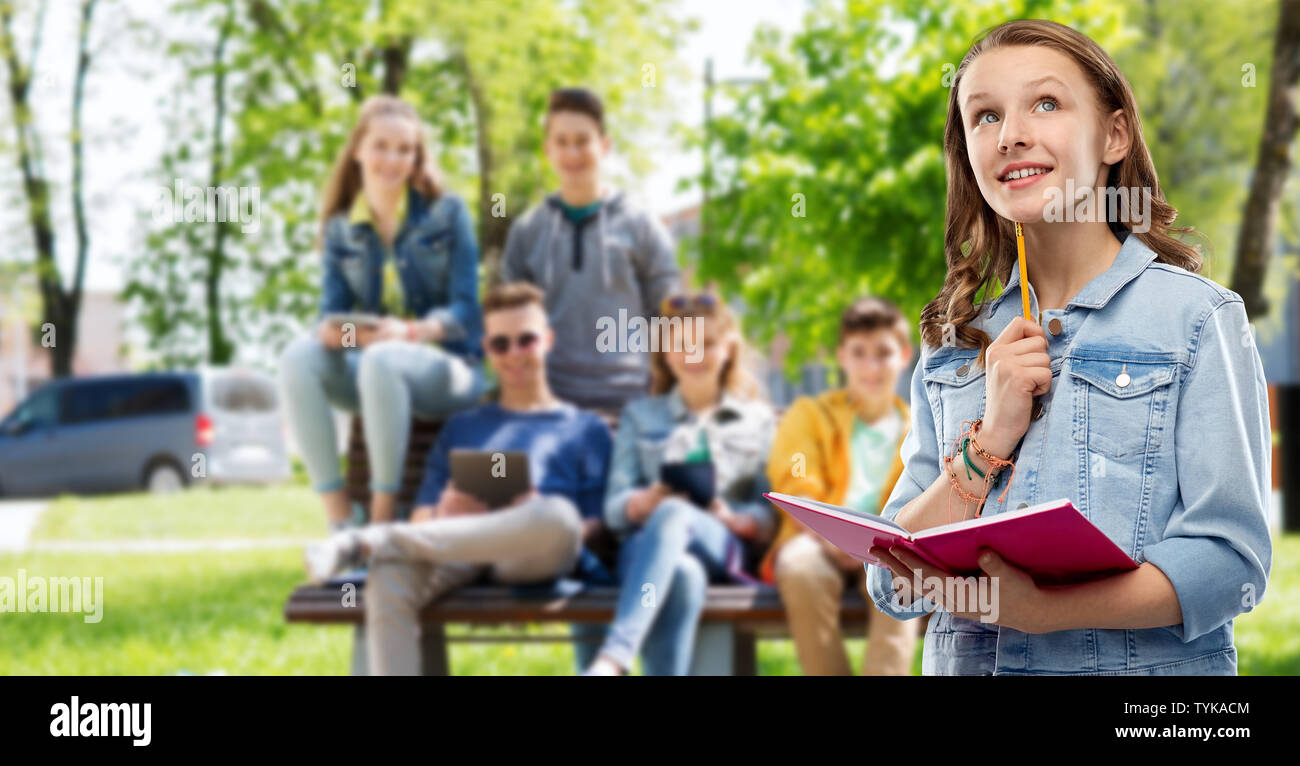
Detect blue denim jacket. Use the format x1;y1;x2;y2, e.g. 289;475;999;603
320;188;483;360
604;388;778;542
865;231;1273;675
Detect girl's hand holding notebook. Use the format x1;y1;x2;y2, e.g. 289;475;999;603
872;544;1050;634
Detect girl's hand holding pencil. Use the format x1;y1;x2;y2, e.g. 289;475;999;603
973;219;1050;459
980;317;1052;459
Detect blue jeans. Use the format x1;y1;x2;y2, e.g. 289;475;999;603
278;334;482;495
599;496;742;675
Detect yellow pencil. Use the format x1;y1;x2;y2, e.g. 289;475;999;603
1015;221;1031;320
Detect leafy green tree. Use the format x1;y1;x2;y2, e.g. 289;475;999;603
124;0;394;367
1227;0;1299;318
0;0;102;376
1116;0;1283;289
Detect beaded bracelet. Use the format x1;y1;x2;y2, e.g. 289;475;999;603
965;419;1015;500
968;423;1010;469
944;439;987;523
943;419;1017;522
960;437;985;481
943;457;986;503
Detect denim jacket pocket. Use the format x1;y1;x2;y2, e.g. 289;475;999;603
923;610;998;675
328;246;369;302
922;352;986;453
406;228;452;298
1068;350;1179;459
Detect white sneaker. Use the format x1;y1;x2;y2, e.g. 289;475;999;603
581;656;626;676
304;534;360;585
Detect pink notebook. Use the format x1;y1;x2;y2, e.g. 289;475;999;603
765;492;1139;585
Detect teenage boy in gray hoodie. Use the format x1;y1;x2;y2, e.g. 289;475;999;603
500;87;681;420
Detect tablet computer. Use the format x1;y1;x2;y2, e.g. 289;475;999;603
659;461;715;508
449;449;531;509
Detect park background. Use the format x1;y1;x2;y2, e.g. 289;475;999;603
0;0;1298;674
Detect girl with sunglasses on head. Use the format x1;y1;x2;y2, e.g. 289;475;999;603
864;20;1271;675
279;96;485;529
584;292;777;675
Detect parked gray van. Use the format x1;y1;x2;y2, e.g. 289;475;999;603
0;369;290;497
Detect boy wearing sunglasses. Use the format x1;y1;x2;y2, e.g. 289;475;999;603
500;87;681;419
303;282;613;675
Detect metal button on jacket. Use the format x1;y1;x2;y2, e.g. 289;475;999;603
1048;318;1062;335
1031;400;1045;420
956;363;970;377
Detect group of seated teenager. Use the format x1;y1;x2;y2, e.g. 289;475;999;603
283;87;920;675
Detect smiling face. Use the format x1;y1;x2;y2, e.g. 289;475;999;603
959;45;1128;224
482;303;553;392
663;317;732;391
544;110;610;188
353;113;420;196
836;328;910;404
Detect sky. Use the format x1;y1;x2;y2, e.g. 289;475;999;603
0;0;807;295
642;0;806;212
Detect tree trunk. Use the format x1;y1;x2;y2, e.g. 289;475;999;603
206;1;235;365
1229;0;1300;533
64;0;99;377
1230;0;1300;318
381;38;410;94
0;0;74;376
455;52;509;281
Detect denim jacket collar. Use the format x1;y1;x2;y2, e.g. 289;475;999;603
987;229;1157;315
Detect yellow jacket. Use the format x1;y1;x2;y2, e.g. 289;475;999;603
759;389;909;583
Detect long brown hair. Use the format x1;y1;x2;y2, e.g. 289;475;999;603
318;95;441;245
649;292;761;400
921;19;1202;364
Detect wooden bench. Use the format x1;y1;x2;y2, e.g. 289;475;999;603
343;416;444;518
292;414;892;675
284;582;875;675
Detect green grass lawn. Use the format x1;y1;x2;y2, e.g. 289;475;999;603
0;544;850;676
31;485;324;542
1;485;1294;675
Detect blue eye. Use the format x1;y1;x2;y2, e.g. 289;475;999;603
976;111;999;125
1036;98;1059;112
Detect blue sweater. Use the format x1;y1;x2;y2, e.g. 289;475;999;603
415;402;613;519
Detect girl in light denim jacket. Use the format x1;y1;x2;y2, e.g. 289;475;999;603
280;96;485;528
866;20;1271;675
584;292;776;675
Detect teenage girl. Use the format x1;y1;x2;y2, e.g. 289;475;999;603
866;19;1271;676
279;96;484;528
